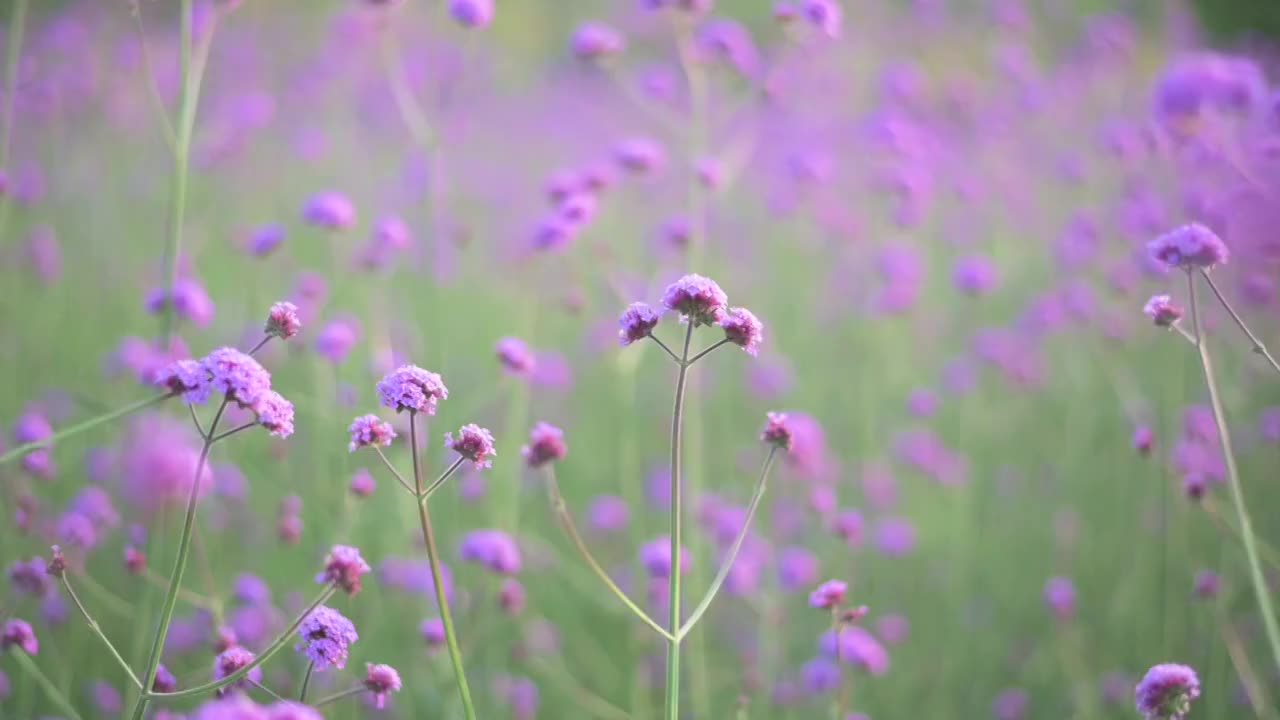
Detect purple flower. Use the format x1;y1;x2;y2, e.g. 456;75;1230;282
953;255;999;295
802;657;840;693
445;424;497;470
498;578;526;615
449;0;493;28
639;536;691;578
314;316;360;364
252;391;294;438
459;529;522;574
265;302;301;340
832;509;863;546
13;412;55;478
874;517;915;556
521;422;566;468
760;412;793;451
57;512;97;549
247;223;285;257
778;546;819;590
212;646;261;692
586;495;629;533
1043;576;1076;620
364;663;401;709
818;626;889;675
992;687;1029;720
296;606;359;670
618;302;662;346
377;365;448;415
233;574;271;606
153;663;177;693
1133;425;1155;456
614;137;666;175
696;18;759;77
720;307;764;355
1147;224;1228;270
1135;663;1199;719
350;468;376;497
1143;295;1184;328
202;347;272;408
88;680;122;715
420;618;446;647
302;191;356;230
1;619;37;654
348;415;396;452
802;0;843;37
495;337;536;376
1192;570;1219;599
317;545;372;595
571;22;625;60
155;359;212;404
8;557;50;596
661;274;729;326
809;579;847;609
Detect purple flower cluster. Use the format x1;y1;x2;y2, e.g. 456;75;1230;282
445;424;497;469
317;545;372;595
661;274;729;326
377;365;449;415
1147;223;1229;270
1135;663;1200;719
459;529;522;574
521;422;567;468
295;605;359;670
364;663;402;709
347;414;396;452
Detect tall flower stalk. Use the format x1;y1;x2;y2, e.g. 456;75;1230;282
663;322;695;720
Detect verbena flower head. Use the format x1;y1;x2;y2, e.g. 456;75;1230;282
247;223;285;257
1143;295;1183;328
459;529;522;574
495;337;536;376
350;468;376;497
1135;663;1200;719
809;579;847;609
317;545;371;595
8;557;50;596
264;302;301;340
155;359;212;404
1;619;37;654
152;663;177;693
662;274;729;326
301;191;356;230
420;618;446;647
202;347;272;408
614;137;666;175
571;22;625;60
639;536;691;578
212;646;261;692
252;391;294;438
498;578;526;615
721;307;764;355
377;365;448;415
802;0;843;38
761;412;793;451
521;422;566;468
296;606;359;670
364;663;402;710
1043;576;1076;620
347;414;396;452
1133;425;1155;456
46;546;66;578
1192;570;1219;599
446;424;497;470
618;302;661;346
587;495;629;533
449;0;493;28
1147;223;1228;270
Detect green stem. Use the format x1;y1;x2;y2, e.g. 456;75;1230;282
1200;270;1280;376
686;339;731;368
0;0;28;168
665;322;695;720
647;335;683;364
543;466;674;641
312;685;366;708
1186;269;1280;672
0;394;170;466
9;648;84;720
128;398;226;720
419;456;466;503
158;0;214;344
129;0;177;149
60;575;143;690
678;448;778;638
150;584;336;699
411;413;478;720
298;660;315;702
373;446;416;496
250;680;285;703
831;608;843;720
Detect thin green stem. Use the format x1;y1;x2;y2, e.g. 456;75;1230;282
159;0;214;343
411;413;478;720
673;14;709;266
648;334;682;364
1219;614;1279;720
419;456;466;503
247;335;272;357
150;584;336;699
129;397;226;720
1200;270;1280;376
1186;269;1280;672
665;322;695;720
678;448;778;638
0;394;170;466
543;466;674;641
128;0;177;150
210;422;257;444
60;575;143;690
686;338;731;367
188;403;206;438
0;0;28;169
74;572;134;620
831;608;843;720
251;680;286;703
312;686;366;708
298;661;315;702
9;649;84;720
373;446;416;496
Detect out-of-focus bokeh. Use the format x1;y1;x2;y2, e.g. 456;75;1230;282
1;1;1279;718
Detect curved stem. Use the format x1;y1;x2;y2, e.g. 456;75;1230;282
678;448;777;639
60;575;143;690
373;447;416;496
1200;270;1280;376
0;394;169;466
665;322;695;720
9;649;84;720
298;661;315;702
686;338;730;367
420;456;466;503
1186;269;1280;672
312;686;366;708
129;397;226;720
411;413;478;720
543;467;674;641
150;584;336;699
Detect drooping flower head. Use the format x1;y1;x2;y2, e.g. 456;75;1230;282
252;391;295;438
364;663;402;710
265;302;301;340
761;412;793;451
202;347;271;408
662;274;728;326
377;365;448;415
1147;223;1228;270
445;425;497;470
317;545;371;595
495;337;536;376
521;422;566;468
618;302;661;346
1135;663;1200;719
1;619;37;654
720;307;763;355
212;646;261;692
809;579;847;609
347;415;396;452
155;359;211;404
295;606;359;670
1143;295;1183;328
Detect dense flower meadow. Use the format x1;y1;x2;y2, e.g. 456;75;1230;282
1;0;1279;718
